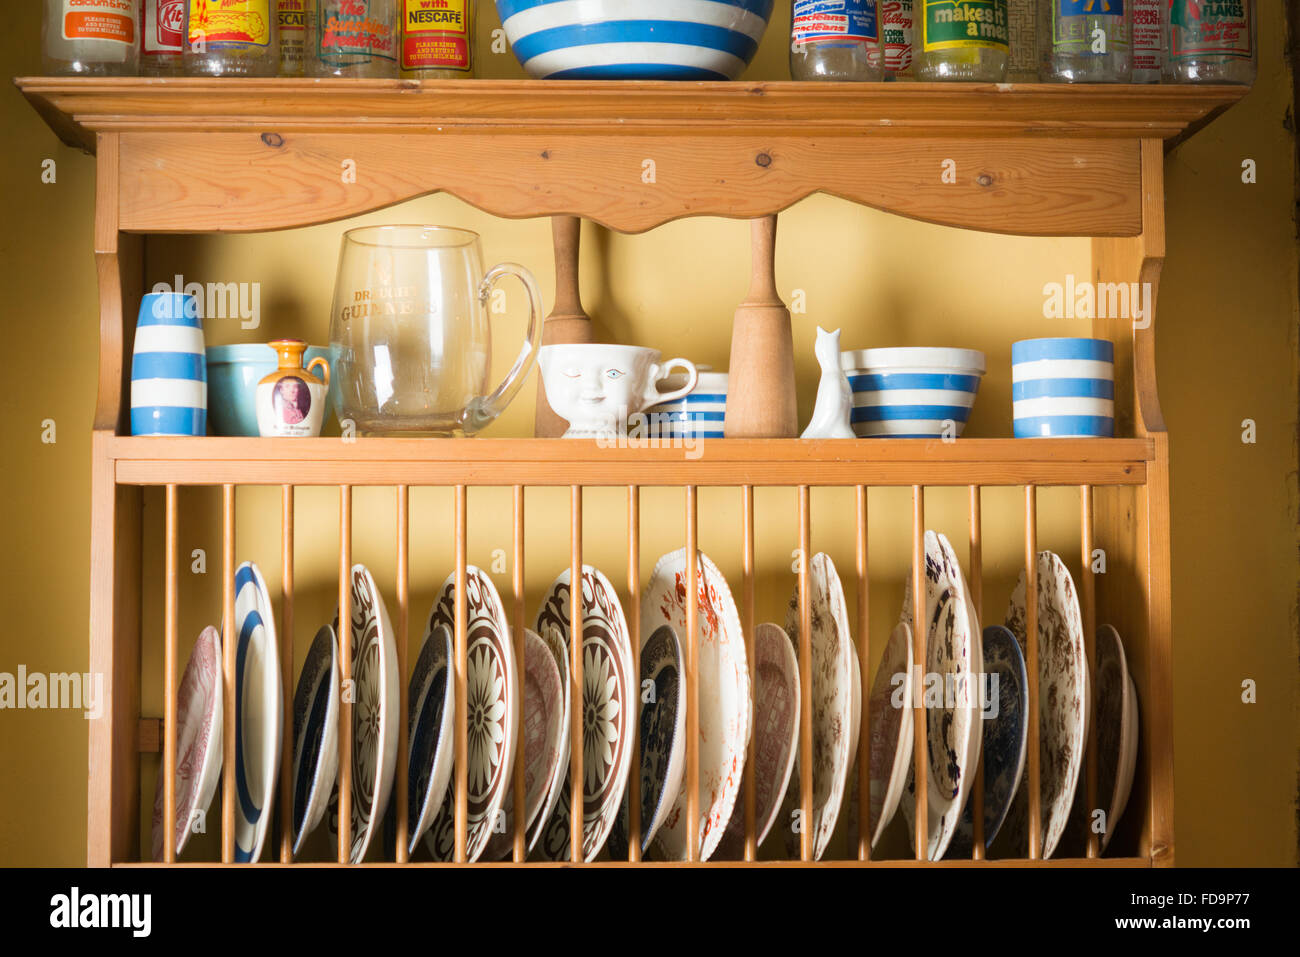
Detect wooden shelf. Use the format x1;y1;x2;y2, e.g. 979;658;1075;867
109;436;1152;487
14;77;1247;235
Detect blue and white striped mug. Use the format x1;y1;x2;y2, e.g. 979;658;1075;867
131;293;207;436
1011;338;1114;438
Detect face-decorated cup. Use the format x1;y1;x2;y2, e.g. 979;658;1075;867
537;344;699;439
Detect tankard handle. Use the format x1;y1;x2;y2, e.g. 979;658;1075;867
463;262;545;435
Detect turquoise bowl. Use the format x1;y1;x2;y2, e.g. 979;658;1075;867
206;344;337;437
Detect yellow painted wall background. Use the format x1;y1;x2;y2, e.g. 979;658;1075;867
0;4;1295;865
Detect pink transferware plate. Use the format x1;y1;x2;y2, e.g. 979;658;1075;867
714;621;801;858
527;623;571;855
784;552;853;861
644;549;751;862
869;621;914;848
423;566;520;863
151;625;223;862
532;566;634;861
482;628;564;860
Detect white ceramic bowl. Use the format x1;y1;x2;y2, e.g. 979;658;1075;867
840;347;986;438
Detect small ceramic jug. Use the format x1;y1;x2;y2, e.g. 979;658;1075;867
256;339;331;437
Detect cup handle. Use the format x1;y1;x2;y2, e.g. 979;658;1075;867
307;356;330;389
464;262;545;435
646;358;699;407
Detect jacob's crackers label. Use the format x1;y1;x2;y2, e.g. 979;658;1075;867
188;0;273;47
402;0;470;71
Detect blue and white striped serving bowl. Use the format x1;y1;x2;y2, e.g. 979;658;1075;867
1011;338;1114;438
647;370;727;439
131;293;206;436
840;348;986;439
494;0;774;80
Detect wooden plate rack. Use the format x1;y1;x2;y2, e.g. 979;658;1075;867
15;77;1245;867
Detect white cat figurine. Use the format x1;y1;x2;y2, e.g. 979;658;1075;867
801;326;856;440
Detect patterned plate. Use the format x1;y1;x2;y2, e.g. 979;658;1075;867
407;622;455;854
714;621;800;858
533;566;634;861
899;531;983;861
868;621;914;849
483;628;564;860
608;623;687;859
784;552;853;861
946;625;1027;858
644;549;751;862
1001;550;1090;859
424;566;520;863
291;624;340;856
328;564;400;863
233;562;281;863
151;625;223;862
527;624;571;855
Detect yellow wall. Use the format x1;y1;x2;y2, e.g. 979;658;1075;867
0;3;1295;865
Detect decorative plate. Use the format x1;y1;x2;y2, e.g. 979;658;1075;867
1001;550;1090;859
327;564;400;863
407;622;455;854
1095;624;1139;852
151;625;223;862
899;531;983;861
527;623;571;855
946;625;1028;857
424;566;520;863
533;565;634;861
483;628;564;860
784;552;854;861
233;562;281;864
291;624;340;856
644;549;751;862
714;621;801;859
608;623;687;859
868;621;914;849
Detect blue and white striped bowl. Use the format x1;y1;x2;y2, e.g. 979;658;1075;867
1012;338;1114;439
495;0;774;80
647;370;727;438
840;348;986;439
131;293;206;436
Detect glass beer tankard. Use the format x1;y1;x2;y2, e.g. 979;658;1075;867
329;226;544;435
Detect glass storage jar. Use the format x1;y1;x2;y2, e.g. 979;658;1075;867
1131;0;1163;83
1168;0;1255;85
142;0;186;75
43;0;140;75
913;0;1009;81
399;0;473;77
1038;0;1132;83
310;0;399;78
184;0;279;76
790;0;884;81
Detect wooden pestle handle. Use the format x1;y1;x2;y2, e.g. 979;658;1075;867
534;215;594;437
745;214;781;305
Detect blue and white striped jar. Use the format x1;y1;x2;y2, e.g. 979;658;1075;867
647;370;727;439
495;0;774;80
1011;338;1114;439
131;293;206;436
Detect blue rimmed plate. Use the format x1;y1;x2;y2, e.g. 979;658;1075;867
233;561;281;863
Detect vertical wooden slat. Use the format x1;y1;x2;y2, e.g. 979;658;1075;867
162;485;178;864
742;485;757;861
279;485;294;863
1081;485;1099;859
969;485;985;861
512;486;527;862
855;485;869;861
338;486;353;864
454;486;468;863
626;486;642;862
796;486;813;861
221;484;236;864
568;485;584;862
685;487;700;863
395;486;410;863
1025;485;1042;861
910;486;928;860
